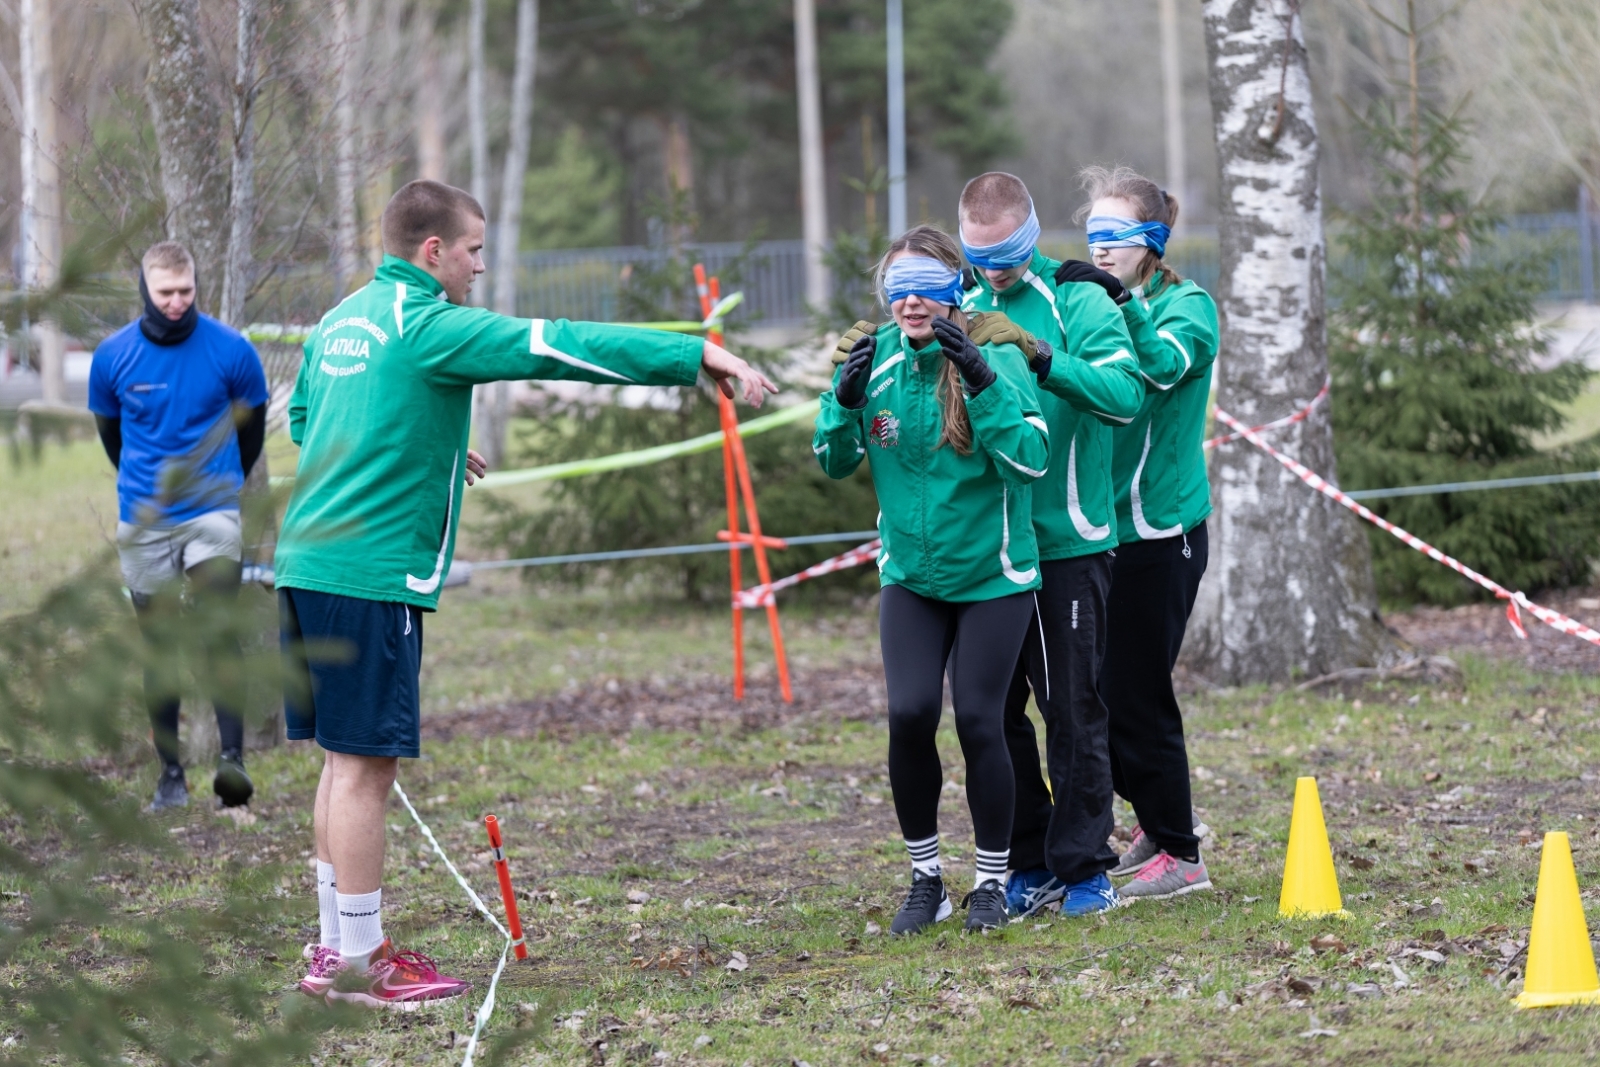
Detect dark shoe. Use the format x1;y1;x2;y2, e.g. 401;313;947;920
148;765;189;812
890;871;953;935
214;750;254;808
962;879;1009;932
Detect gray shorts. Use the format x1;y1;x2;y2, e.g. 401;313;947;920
117;509;242;596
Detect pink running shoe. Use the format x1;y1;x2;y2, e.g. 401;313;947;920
298;944;345;998
327;939;472;1011
1116;851;1212;903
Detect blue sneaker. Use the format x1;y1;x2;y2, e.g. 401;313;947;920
1004;867;1065;918
1059;872;1119;916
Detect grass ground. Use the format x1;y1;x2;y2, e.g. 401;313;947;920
7;438;1600;1064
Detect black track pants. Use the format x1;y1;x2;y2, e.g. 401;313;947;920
1004;553;1118;885
1103;521;1208;860
879;585;1036;854
133;557;247;769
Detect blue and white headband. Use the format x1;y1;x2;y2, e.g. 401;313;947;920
959;200;1041;269
883;255;965;308
1086;214;1170;258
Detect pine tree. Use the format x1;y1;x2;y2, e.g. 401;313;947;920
1330;0;1599;605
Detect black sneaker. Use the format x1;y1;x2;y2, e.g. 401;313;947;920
213;750;254;808
148;765;189;812
890;871;953;935
962;879;1009;932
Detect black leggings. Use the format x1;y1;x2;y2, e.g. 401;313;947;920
1103;521;1208;860
133;557;246;769
879;585;1036;854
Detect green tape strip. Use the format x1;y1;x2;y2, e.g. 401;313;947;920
267;398;821;491
476;398;821;488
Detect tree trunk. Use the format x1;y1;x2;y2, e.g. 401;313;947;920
1185;0;1392;684
416;38;447;181
331;0;362;296
20;0;64;403
1159;0;1187;204
219;0;258;327
793;0;829;309
467;0;488;208
478;0;538;470
137;0;229;314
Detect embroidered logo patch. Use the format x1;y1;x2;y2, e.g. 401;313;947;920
869;410;900;449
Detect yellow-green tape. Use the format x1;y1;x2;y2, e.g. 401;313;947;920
268;398;821;491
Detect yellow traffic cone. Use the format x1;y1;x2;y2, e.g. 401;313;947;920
1278;776;1347;918
1516;831;1600;1008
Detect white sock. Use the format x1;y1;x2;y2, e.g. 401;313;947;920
905;834;941;877
316;860;341;951
336;888;385;966
974;847;1009;890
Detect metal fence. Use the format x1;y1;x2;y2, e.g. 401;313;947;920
511;213;1598;327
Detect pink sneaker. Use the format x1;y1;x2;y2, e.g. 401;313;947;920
327;939;472;1011
1116;851;1212;903
297;944;345;998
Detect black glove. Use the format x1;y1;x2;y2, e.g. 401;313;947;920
1028;340;1053;384
1054;259;1131;306
833;333;876;410
931;316;996;396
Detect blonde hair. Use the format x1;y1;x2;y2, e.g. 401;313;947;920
1074;165;1183;290
871;225;974;455
958;171;1031;227
141;241;195;277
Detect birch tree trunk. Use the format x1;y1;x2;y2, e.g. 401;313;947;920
466;0;491;446
467;0;488;208
1185;0;1393;683
794;0;829;309
332;0;361;296
478;0;538;469
219;0;258;327
137;0;229;313
19;0;63;404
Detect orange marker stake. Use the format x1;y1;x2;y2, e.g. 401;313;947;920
483;815;528;960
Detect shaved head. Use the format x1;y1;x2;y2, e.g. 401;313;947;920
959;172;1031;227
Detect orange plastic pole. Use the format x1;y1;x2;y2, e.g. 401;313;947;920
483;815;528;960
697;264;746;700
711;275;793;703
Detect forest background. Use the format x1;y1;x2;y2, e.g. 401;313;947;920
4;0;1596;301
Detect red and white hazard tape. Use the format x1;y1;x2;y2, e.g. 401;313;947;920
1203;376;1329;450
1212;407;1600;648
734;539;882;609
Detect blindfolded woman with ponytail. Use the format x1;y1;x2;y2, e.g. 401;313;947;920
814;225;1049;934
1052;166;1220;903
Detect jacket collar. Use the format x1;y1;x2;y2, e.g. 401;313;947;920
374;255;447;298
968;248;1051;300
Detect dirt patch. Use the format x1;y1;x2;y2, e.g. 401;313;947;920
1384;587;1600;675
424;663;889;741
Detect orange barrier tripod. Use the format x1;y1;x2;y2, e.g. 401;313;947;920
483;815;528;960
694;264;793;702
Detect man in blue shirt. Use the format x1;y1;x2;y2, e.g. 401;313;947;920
89;241;271;811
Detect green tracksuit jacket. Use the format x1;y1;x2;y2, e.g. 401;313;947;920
813;322;1048;602
1111;273;1220;541
276;255;703;609
962;250;1142;560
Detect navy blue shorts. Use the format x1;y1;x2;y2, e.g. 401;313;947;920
279;587;423;758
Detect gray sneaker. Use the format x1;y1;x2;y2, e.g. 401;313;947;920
148;765;189;812
1116;851;1212;903
1111;813;1211;877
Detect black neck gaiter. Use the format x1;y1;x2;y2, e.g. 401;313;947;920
138;272;200;346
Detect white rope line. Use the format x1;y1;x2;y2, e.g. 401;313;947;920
392;781;511;1067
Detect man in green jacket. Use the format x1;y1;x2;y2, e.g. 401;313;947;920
283;179;775;1008
955;172;1142;919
